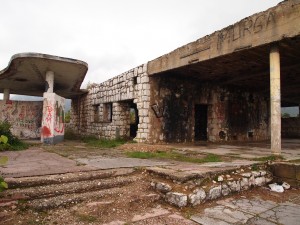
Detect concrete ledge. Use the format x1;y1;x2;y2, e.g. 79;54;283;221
269;162;300;187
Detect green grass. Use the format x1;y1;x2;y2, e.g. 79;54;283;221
76;213;97;223
251;155;284;162
126;151;222;163
82;136;127;148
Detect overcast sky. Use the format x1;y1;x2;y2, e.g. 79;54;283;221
0;0;282;88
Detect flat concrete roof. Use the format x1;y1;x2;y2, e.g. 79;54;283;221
148;0;300;106
0;53;88;98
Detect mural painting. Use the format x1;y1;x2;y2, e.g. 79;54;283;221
0;100;43;139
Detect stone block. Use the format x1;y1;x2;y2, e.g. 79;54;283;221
221;184;231;196
138;66;143;74
249;175;255;186
240;178;249;190
188;188;206;206
227;181;241;192
241;172;252;178
255;177;266;186
207;185;222;200
166;192;187;207
251;171;261;178
270;163;297;179
141;76;149;83
156;182;172;193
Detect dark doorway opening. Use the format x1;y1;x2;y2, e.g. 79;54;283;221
129;102;139;138
195;104;208;141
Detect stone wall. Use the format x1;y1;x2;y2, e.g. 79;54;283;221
70;64;151;141
0;100;43;139
149;76;269;143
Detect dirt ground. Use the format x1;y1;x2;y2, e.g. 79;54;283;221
1;175;299;225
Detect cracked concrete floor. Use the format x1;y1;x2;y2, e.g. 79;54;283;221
191;194;300;225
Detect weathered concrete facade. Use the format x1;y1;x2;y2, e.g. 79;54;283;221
71;0;300;148
149;77;269;143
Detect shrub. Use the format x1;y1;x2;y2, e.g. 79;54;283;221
0;121;28;151
0;156;8;192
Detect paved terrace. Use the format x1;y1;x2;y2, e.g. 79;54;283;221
0;139;299;178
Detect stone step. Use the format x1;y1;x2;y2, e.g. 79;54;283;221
26;187;123;211
148;164;273;208
5;168;135;189
0;173;139;203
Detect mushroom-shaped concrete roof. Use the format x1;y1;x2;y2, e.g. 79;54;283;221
0;53;88;99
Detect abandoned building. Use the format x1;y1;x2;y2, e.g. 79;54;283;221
0;53;88;144
69;0;300;155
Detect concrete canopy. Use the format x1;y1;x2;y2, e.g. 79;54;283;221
0;53;88;99
148;0;300;106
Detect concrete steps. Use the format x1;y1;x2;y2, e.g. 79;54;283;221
0;168;143;210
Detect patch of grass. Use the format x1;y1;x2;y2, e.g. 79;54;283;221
126;151;222;163
76;213;97;223
251;155;284;162
82;136;126;148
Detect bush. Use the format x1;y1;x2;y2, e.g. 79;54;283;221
0;156;8;192
0;121;28;151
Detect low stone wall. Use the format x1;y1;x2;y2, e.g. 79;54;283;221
151;164;272;207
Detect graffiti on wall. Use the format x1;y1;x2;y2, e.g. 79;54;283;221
42;93;65;139
0;100;43;139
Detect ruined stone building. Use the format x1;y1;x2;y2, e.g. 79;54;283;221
69;0;300;154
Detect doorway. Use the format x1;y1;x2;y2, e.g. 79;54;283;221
129;103;139;138
195;104;208;141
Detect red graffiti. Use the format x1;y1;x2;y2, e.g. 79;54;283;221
54;123;64;134
46;105;53;123
42;126;51;137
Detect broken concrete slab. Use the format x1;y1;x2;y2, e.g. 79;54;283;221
76;156;169;169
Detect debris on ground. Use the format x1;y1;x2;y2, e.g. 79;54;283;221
269;181;291;193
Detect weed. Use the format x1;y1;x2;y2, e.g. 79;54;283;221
0;121;28;151
82;136;126;148
76;213;97;222
251;164;259;171
251;155;284;162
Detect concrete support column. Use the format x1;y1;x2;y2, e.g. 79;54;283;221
270;46;281;155
3;88;10;101
45;71;54;93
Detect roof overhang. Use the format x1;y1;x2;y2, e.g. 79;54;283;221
148;0;300;106
0;53;88;99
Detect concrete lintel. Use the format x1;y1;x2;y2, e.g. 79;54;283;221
148;0;300;75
